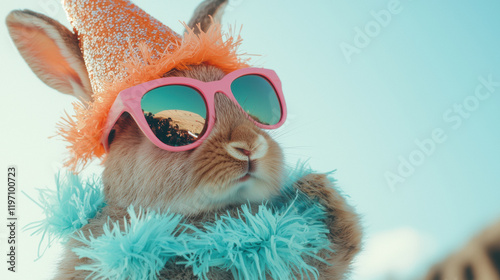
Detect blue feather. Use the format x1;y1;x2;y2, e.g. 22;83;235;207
179;197;332;280
28;163;334;279
73;206;186;280
24;171;105;257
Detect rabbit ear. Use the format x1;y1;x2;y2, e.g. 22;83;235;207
187;0;228;34
6;10;93;102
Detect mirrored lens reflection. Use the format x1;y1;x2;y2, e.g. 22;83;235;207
141;85;207;147
230;74;281;125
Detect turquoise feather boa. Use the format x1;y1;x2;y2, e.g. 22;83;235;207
28;165;334;280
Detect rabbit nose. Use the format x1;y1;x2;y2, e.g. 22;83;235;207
230;145;252;159
226;131;269;161
237;148;251;156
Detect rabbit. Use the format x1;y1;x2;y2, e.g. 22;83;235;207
6;0;362;279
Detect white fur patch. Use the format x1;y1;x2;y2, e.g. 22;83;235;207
226;134;269;161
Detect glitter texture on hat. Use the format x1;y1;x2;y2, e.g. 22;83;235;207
59;0;249;170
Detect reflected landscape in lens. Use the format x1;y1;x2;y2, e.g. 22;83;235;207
141;85;207;147
230;74;281;125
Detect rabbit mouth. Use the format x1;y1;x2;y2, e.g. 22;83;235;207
231;172;274;199
238;162;257;182
233;170;256;186
238;173;252;182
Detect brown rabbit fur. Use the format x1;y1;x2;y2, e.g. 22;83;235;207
6;1;362;279
103;65;285;216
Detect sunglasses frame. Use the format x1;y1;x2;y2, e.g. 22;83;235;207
101;67;287;153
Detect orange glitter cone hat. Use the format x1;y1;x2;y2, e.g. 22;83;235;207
59;0;249;171
64;0;182;93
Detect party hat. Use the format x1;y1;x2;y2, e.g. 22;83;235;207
59;0;249;170
64;0;182;93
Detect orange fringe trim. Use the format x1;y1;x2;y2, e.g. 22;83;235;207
57;23;249;171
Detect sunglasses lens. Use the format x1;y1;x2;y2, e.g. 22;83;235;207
141;85;207;147
230;74;282;126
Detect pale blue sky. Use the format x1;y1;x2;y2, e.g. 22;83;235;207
1;1;500;279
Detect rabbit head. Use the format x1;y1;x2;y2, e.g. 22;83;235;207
102;65;285;214
6;0;286;215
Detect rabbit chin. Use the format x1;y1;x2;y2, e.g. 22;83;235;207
166;175;280;215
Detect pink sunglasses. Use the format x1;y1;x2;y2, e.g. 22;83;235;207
101;67;287;152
